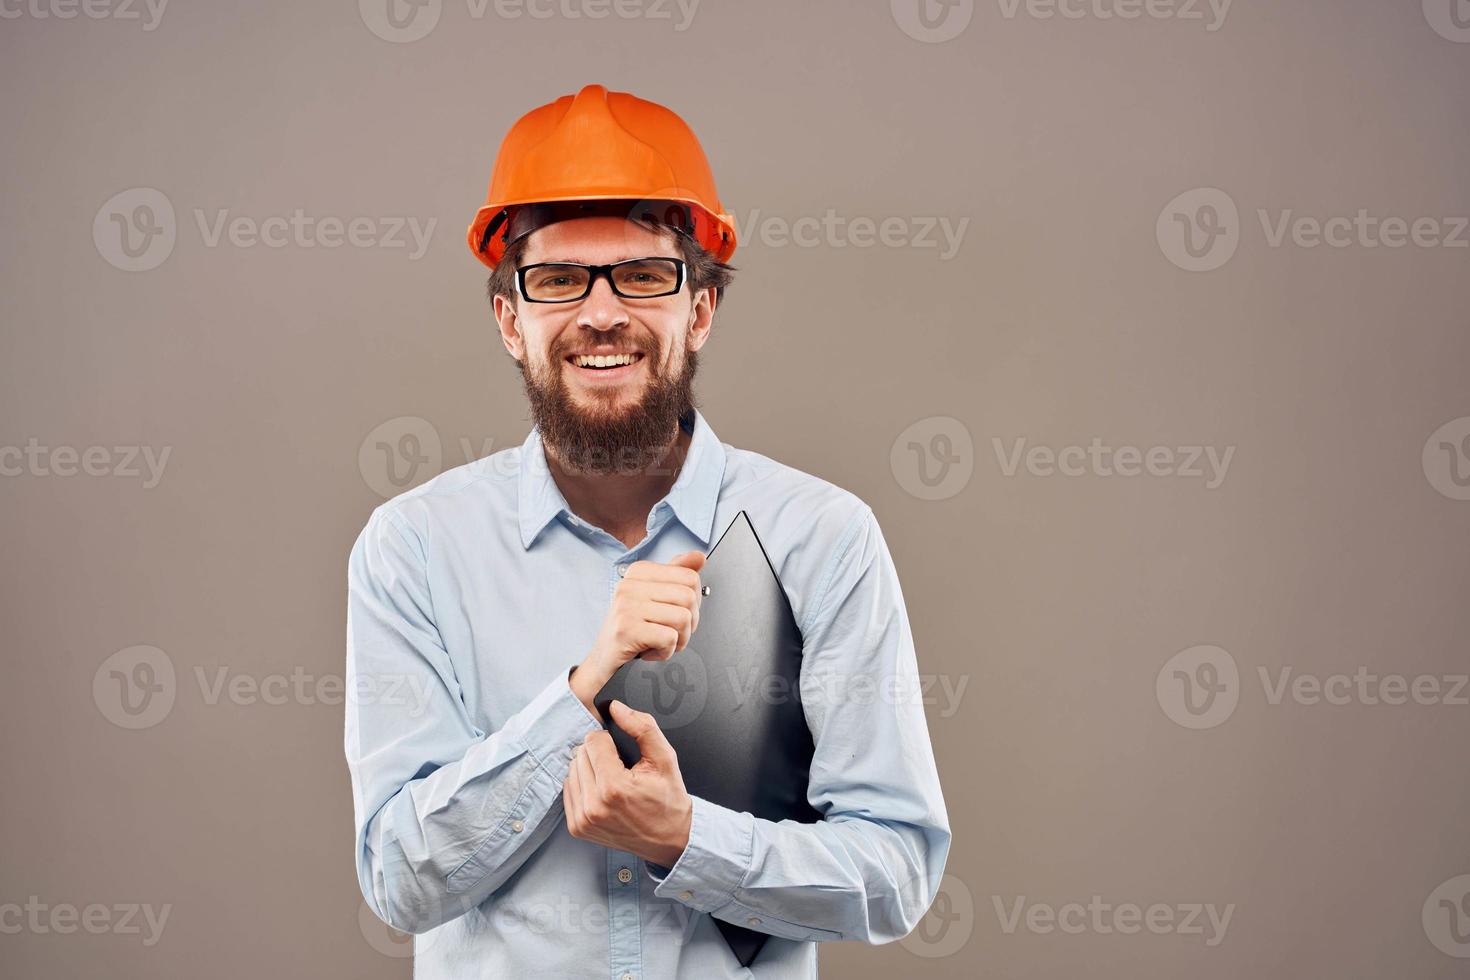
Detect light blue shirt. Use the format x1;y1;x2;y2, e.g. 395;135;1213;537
345;408;951;979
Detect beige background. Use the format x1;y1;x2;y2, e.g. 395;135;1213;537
3;1;1469;977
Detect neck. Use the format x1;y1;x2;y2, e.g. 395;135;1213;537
544;420;693;549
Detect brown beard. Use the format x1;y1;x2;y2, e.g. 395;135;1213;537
520;331;698;476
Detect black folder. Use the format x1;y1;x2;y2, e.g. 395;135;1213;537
595;511;821;967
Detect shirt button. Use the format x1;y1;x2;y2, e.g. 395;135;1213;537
616;563;628;577
510;819;524;833
678;890;693;901
747;916;761;926
620;974;635;980
617;867;633;884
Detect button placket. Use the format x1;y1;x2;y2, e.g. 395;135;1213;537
607;850;642;980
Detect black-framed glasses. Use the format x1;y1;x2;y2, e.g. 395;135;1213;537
516;257;686;303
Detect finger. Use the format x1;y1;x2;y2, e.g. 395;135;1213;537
617;580;698;610
574;738;598;792
608;700;677;770
625;620;681;661
564;754;583;829
668;550;706;573
639;599;694;644
582;729;625;774
626;558;702;590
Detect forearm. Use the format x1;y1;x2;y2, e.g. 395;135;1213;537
354;667;600;934
649;796;951;944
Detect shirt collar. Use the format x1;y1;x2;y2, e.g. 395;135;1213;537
517;408;727;550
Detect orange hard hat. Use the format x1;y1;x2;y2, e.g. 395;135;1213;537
467;84;737;270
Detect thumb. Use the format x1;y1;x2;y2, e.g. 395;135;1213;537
669;550;706;573
608;700;676;769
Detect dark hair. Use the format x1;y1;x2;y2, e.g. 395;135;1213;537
485;217;735;310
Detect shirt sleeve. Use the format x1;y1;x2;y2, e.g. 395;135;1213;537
345;505;602;935
646;506;953;944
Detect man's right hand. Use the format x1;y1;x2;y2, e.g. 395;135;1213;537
569;550;706;714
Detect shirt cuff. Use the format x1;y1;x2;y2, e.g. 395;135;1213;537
517;667;603;782
647;796;754;914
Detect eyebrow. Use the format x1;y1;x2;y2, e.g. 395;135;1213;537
526;255;677;265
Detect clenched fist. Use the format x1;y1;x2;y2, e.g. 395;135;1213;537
570;550;705;713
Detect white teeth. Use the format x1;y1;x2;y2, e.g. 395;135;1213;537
573;353;638;368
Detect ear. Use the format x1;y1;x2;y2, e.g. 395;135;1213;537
686;286;716;353
493;292;525;361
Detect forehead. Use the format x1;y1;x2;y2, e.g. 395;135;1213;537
520;216;679;265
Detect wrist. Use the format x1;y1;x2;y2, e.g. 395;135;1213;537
569;654;614;714
646;795;693;869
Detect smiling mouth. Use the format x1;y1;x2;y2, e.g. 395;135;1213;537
566;352;645;371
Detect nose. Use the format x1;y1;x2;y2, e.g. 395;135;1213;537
576;275;630;333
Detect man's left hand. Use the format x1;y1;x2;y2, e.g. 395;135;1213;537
563;700;693;869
